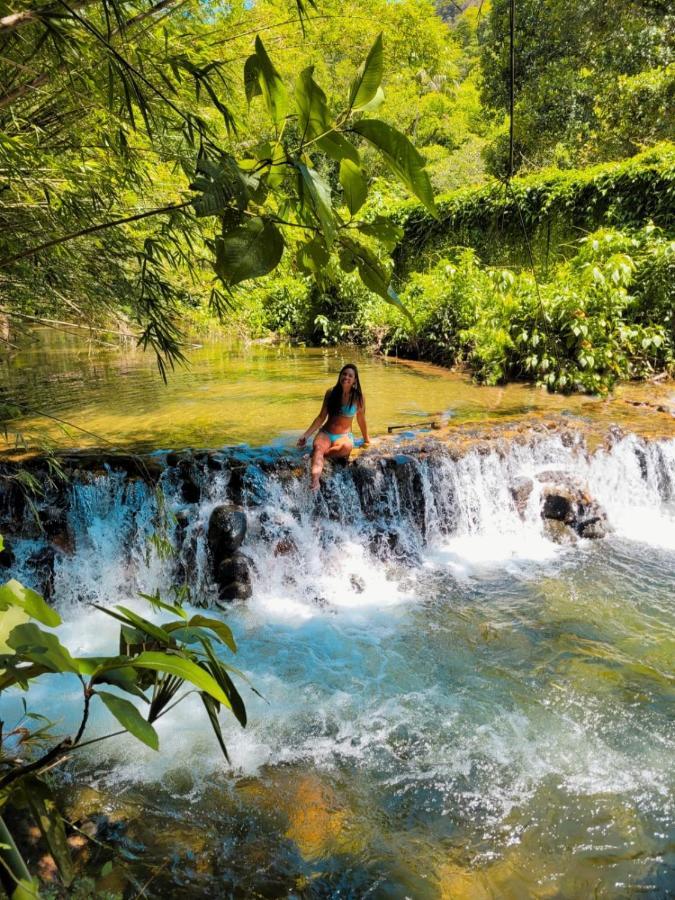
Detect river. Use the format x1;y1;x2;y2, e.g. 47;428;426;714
1;331;674;897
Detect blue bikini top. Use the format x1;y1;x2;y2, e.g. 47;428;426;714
339;402;357;417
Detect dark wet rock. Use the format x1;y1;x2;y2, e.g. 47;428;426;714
509;476;534;517
216;552;253;586
216;579;253;603
0;539;15;568
215;552;253;601
208;505;247;560
27;546;56;599
177;459;201;503
543;518;577;545
369;529;412;562
166;451;180;467
41;505;73;554
634;446;649;481
537;470;609;539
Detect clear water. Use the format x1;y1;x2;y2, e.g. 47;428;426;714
2;329;674;451
3;429;675;897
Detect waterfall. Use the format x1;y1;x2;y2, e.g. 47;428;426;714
4;431;674;612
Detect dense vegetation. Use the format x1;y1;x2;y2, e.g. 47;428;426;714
0;0;673;390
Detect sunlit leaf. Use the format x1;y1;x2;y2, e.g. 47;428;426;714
339;159;367;215
131;651;231;708
351;119;438;218
254;36;287;128
349;33;384;110
0;580;60;628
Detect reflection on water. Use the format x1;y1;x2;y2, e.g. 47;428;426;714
1;329;673;450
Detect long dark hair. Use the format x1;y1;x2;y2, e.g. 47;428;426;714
326;363;363;416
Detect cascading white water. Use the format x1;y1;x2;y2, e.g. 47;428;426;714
3;430;674;896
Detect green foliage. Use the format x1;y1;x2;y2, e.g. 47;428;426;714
396;144;675;273
348;226;673;394
479;0;675;172
0;576;248;892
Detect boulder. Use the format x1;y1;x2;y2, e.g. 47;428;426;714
208;505;247;558
537;470;609;539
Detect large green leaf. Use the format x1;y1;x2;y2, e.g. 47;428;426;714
339;159;368;215
131;651;232;708
97;691;159;750
296;66;329;142
0;580;60;628
243;54;262;105
296;236;330;274
0;606;30;654
356;216;404;250
351;119;438;218
296;163;335;247
339;236;390;298
80;657;147;700
254;36;287;128
349;33;384;111
7;624;79;674
186;616;237;653
191;155;251;219
215;217;284;288
115;606;173;645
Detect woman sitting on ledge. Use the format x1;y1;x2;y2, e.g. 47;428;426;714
297;363;370;490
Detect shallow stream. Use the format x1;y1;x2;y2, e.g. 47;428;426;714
1;333;674;897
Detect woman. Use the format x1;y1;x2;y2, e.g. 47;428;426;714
297;363;370;490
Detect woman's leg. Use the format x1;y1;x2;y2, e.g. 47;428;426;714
324;436;353;463
310;432;331;490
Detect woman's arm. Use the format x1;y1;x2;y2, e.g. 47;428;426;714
297;392;329;447
356;398;370;445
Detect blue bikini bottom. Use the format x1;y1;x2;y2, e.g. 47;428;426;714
320;429;354;445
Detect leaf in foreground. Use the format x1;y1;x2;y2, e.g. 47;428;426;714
131;651;232;708
97;691;159;750
215;218;284;287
